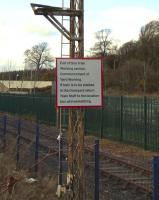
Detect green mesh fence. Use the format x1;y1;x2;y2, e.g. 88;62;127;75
0;94;159;151
0;93;56;125
85;96;159;152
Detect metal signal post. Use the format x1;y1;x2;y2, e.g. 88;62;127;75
31;1;84;199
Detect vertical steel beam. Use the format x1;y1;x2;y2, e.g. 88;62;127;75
77;109;84;200
70;0;76;57
78;0;84;57
68;1;84;199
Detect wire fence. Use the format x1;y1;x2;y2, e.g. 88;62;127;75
1;114;159;199
0;114;63;199
0;114;93;199
0;115;59;174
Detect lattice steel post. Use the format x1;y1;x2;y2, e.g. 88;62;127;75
68;1;84;199
31;1;84;199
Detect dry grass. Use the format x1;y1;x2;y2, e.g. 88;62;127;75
2;127;158;200
100;138;159;160
85;135;159;164
0;138;59;200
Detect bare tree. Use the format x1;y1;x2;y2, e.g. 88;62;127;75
140;21;159;42
118;41;138;59
90;29;112;56
139;20;159;93
24;42;53;80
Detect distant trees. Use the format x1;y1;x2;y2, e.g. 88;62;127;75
24;42;53;80
0;69;54;81
118;41;138;61
135;20;159;92
90;20;159;94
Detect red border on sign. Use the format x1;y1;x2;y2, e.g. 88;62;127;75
56;57;104;108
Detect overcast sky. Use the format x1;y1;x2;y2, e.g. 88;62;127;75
0;0;159;70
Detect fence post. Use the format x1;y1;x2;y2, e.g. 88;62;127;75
144;96;147;150
153;156;159;200
16;119;21;169
35;123;40;174
94;139;99;200
120;96;123;141
56;132;63;197
58;134;63;185
3;115;7;150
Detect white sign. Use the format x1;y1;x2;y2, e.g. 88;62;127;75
56;58;103;107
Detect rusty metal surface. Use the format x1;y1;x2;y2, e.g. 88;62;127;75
31;3;82;16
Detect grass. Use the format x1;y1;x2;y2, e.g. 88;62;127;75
0;137;59;200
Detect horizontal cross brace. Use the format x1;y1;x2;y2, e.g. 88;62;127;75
31;3;82;16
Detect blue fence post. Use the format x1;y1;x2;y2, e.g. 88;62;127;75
35;123;40;174
16;119;21;169
58;133;63;186
153;156;159;200
94;139;99;200
3;115;7;150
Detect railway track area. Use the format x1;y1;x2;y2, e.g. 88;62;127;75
85;146;152;199
0;114;156;200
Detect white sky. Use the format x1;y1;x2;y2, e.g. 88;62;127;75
0;0;159;71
